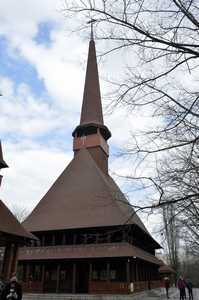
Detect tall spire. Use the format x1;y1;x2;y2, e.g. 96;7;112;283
72;31;111;173
72;32;111;140
80;38;103;125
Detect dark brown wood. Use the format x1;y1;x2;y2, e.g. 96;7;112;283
1;243;19;280
135;260;139;281
52;234;55;246
56;264;60;293
73;234;77;245
126;259;130;285
11;244;18;276
41;264;45;292
1;244;12;279
42;235;45;246
107;261;110;282
89;281;129;294
72;263;76;293
122;230;126;242
89;262;92;281
62;233;66;245
26;263;30;282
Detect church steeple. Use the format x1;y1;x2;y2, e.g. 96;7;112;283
80;38;103;125
73;35;111;173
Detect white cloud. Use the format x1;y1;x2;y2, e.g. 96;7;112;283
1;140;72;214
0;76;73;138
0;0;62;40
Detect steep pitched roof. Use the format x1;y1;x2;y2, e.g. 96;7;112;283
0;200;36;240
80;39;103;125
23;149;151;239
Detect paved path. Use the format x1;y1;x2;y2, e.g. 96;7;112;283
146;288;199;300
23;288;199;300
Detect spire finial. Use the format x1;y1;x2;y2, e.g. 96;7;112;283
87;19;97;41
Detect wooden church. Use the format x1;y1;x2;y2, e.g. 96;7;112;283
0;142;35;280
18;35;162;294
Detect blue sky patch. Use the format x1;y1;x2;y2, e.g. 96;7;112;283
0;36;46;97
34;21;55;47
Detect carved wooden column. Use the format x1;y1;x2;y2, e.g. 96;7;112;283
42;235;45;246
56;263;60;293
72;263;76;293
62;233;66;245
52;234;56;246
89;262;92;293
10;244;19;276
106;261;110;282
126;259;130;284
122;230;126;242
135;259;139;281
73;234;77;245
26;263;30;282
89;262;92;281
41;264;45;292
1;243;13;280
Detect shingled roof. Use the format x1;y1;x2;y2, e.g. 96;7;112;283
0;200;36;241
23;149;152;239
80;39;103;125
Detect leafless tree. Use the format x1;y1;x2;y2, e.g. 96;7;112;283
11;204;29;223
162;204;180;273
63;0;199;256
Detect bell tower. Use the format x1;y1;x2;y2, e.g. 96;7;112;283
73;30;111;174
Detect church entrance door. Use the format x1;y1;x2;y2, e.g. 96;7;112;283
76;261;89;293
43;263;57;293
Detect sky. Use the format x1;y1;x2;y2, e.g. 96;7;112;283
0;0;163;243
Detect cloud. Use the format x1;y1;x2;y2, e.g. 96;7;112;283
1;140;72;214
0;0;86;110
0;0;62;40
0;76;74;139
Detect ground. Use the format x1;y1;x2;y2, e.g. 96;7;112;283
23;288;199;300
146;287;198;299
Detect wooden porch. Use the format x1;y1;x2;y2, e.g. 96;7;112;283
18;257;161;294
